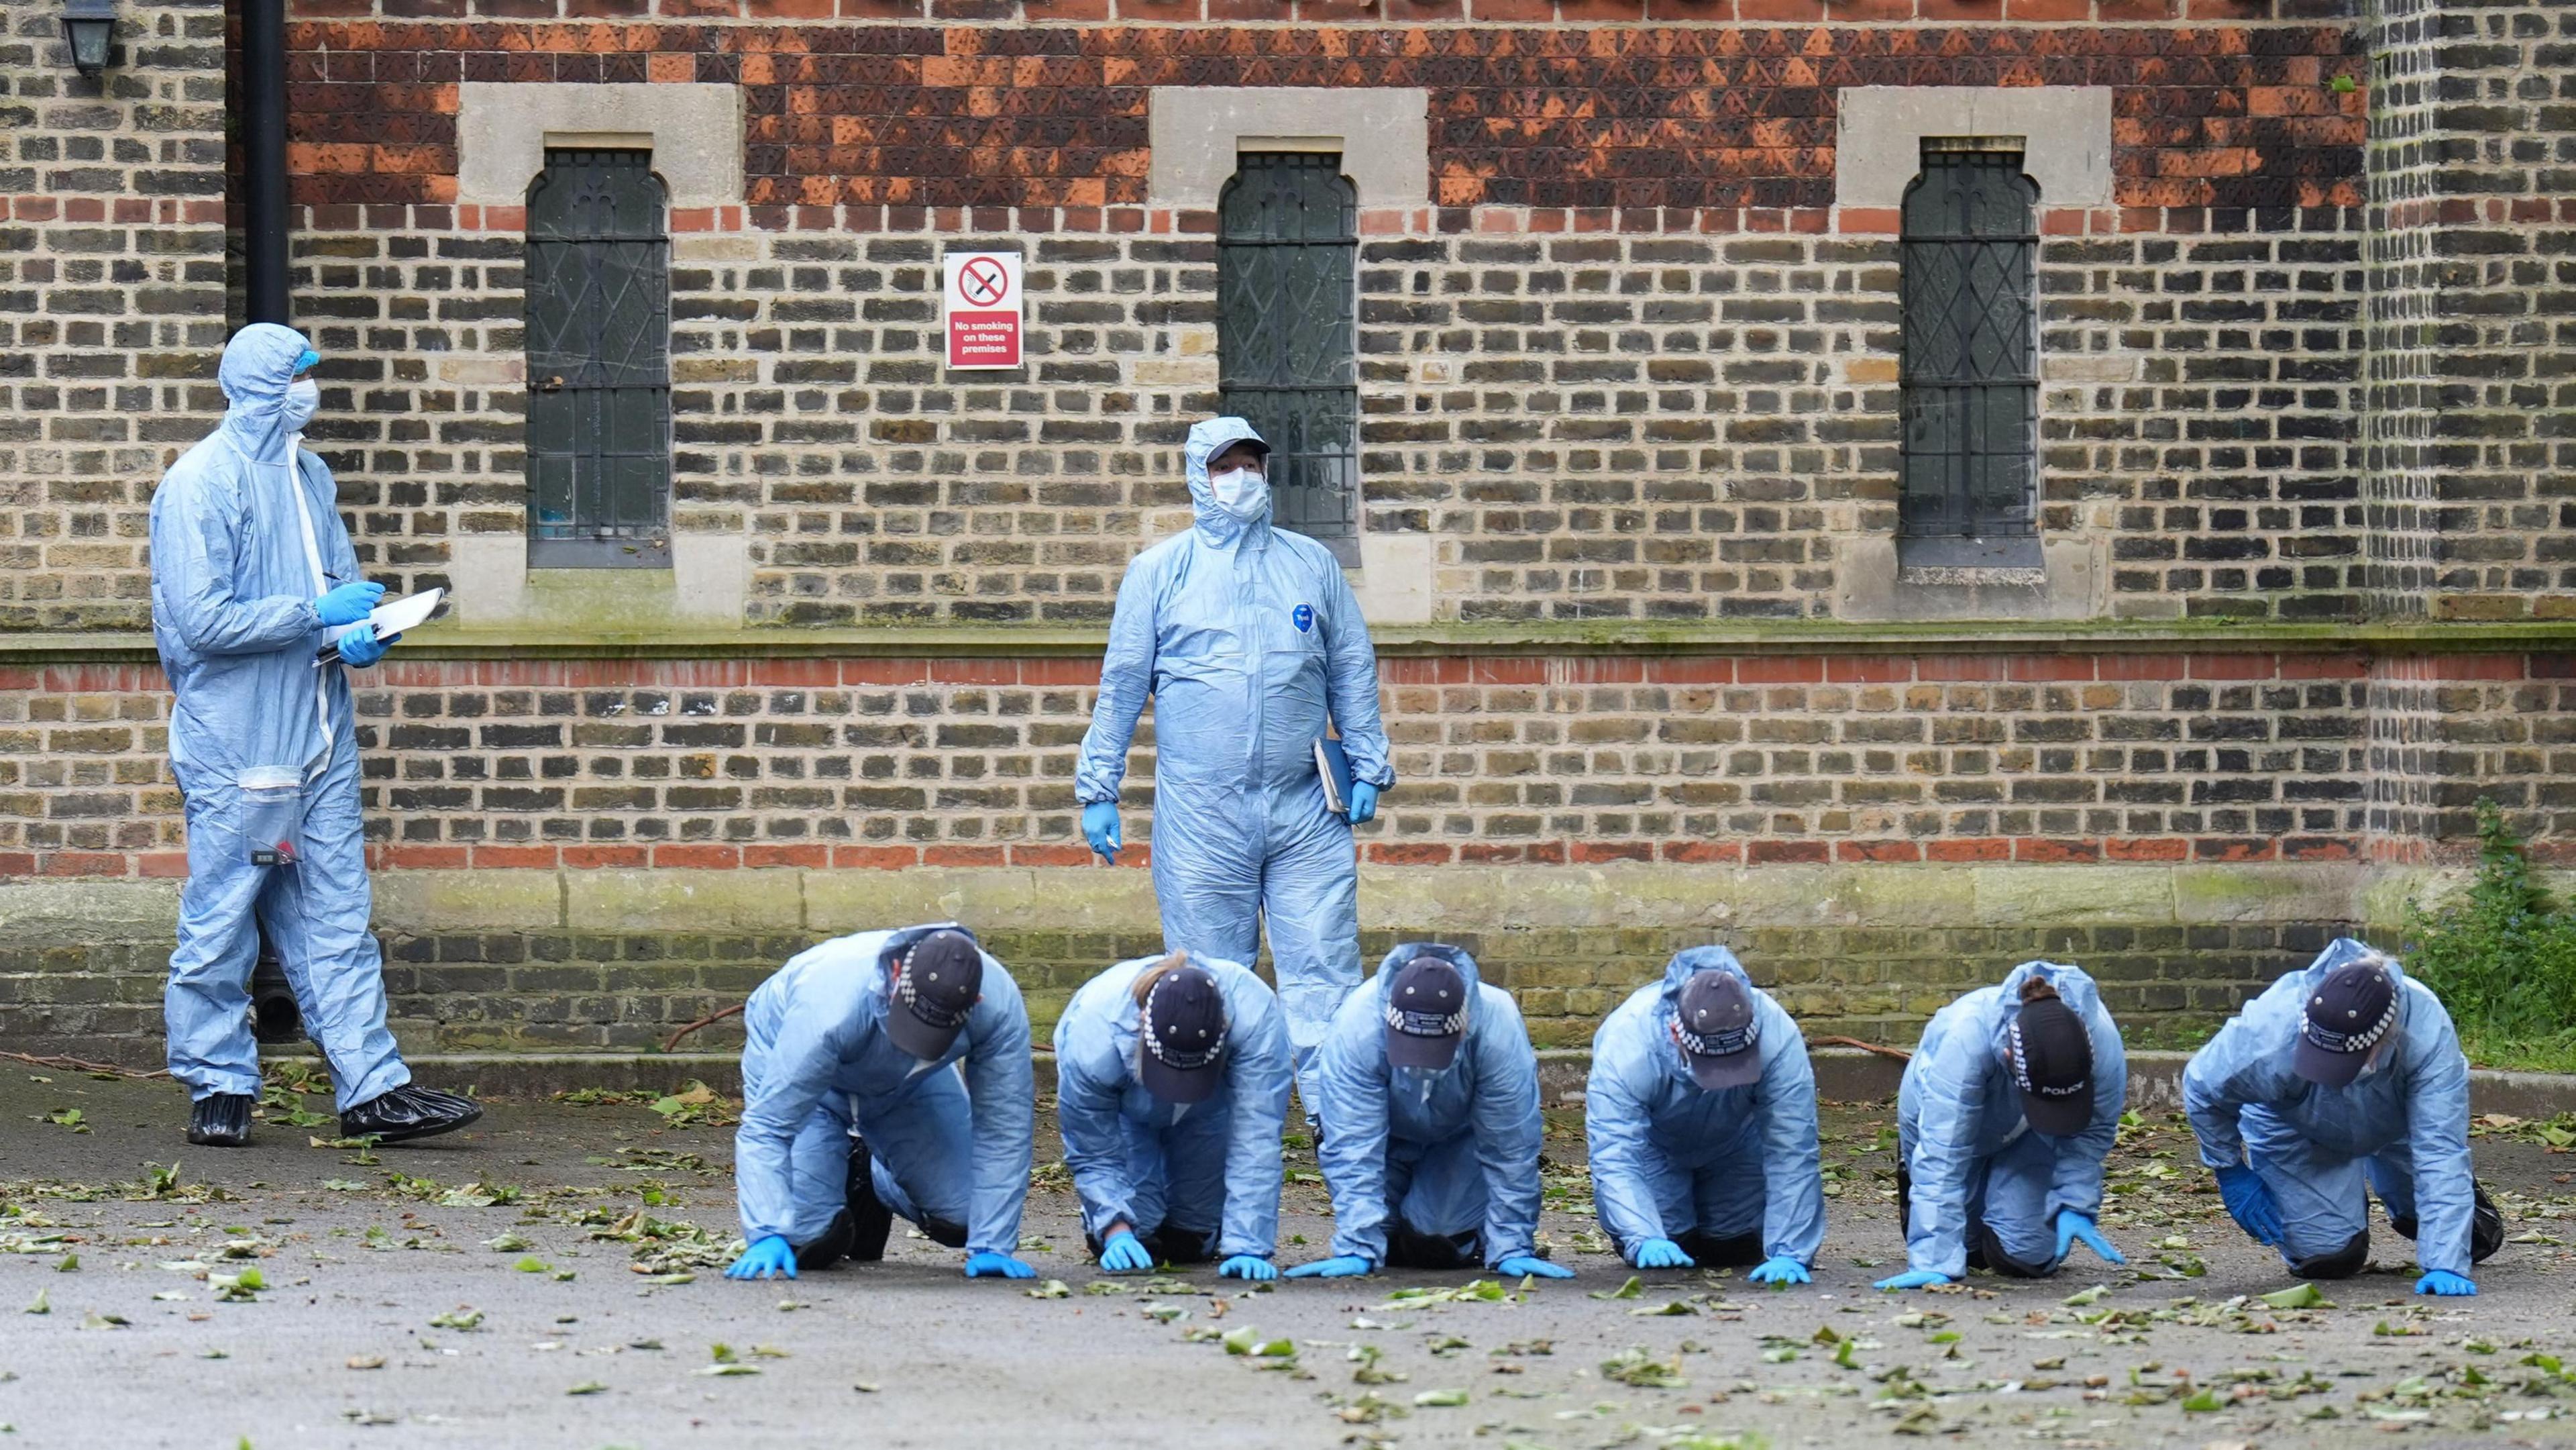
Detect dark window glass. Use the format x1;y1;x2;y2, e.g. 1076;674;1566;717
525;149;671;568
1899;144;2040;560
1218;152;1359;563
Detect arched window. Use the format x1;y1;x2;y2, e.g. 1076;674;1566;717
1218;152;1360;564
1899;141;2040;571
525;148;671;568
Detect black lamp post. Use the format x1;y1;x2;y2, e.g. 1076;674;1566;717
60;0;115;77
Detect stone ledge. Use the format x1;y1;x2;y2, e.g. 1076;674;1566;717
0;862;2508;943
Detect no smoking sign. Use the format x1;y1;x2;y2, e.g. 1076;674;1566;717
942;250;1023;370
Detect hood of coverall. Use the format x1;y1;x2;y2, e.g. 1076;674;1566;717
1368;941;1485;1082
1183;415;1273;549
1654;944;1766;1088
217;323;319;466
1990;960;2108;1039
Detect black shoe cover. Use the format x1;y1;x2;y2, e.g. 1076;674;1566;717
846;1138;894;1262
340;1084;482;1143
187;1092;255;1147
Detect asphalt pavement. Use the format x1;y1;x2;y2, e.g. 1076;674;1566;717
1;1068;2573;1450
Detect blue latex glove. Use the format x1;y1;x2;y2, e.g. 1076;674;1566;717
1495;1255;1574;1280
1218;1254;1277;1282
1082;801;1122;864
337;622;394;668
314;580;386;627
1283;1255;1373;1280
724;1235;798;1281
1874;1268;1951;1291
1097;1229;1152;1274
2415;1270;2476;1296
963;1251;1036;1280
2213;1166;2285;1247
1631;1238;1695;1270
1348;780;1379;824
1746;1255;1811;1287
2054;1211;2126;1265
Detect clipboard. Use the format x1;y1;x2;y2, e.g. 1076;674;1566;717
316;586;444;666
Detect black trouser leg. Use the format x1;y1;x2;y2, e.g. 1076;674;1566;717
1676;1229;1764;1268
1383;1216;1480;1272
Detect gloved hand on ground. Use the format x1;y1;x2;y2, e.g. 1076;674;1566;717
1218;1254;1277;1282
1097;1229;1152;1274
1873;1268;1949;1291
1746;1255;1810;1286
2414;1269;2475;1296
1629;1237;1694;1270
2054;1211;2126;1265
962;1251;1036;1280
725;1235;797;1281
1495;1255;1574;1280
1283;1255;1373;1279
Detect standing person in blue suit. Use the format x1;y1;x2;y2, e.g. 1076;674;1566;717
151;322;473;1149
1074;416;1394;1122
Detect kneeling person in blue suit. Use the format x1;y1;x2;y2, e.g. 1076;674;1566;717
1877;961;2128;1291
1586;947;1824;1285
2183;939;2502;1296
1054;951;1293;1281
726;926;1037;1282
1286;943;1572;1281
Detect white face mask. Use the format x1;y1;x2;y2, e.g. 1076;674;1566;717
1208;466;1269;521
282;377;320;432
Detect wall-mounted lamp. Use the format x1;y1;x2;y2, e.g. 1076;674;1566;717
60;0;116;78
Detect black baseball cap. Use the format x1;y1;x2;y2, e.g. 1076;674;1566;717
883;929;982;1061
1674;970;1763;1090
1139;961;1229;1104
2009;996;2094;1136
2296;960;2398;1087
1383;947;1470;1071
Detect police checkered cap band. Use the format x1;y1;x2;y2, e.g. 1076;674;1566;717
2304;986;2397;1055
896;944;970;1030
1386;1000;1468;1039
1676;1011;1757;1059
2010;1019;2088;1099
1142;974;1226;1071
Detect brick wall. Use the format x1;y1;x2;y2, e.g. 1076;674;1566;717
0;0;230;632
3;644;2567;873
11;15;2402;629
2363;0;2576;623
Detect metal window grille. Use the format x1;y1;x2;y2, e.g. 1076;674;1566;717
1898;142;2040;557
524;149;672;568
1218;152;1360;564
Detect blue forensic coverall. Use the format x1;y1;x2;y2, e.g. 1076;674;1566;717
1586;947;1827;1266
1314;945;1544;1270
1073;417;1394;1115
150;323;407;1113
2183;938;2480;1275
1053;954;1294;1261
733;925;1034;1257
1896;961;2128;1280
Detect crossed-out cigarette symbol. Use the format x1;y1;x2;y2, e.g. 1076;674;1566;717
958;256;1010;307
